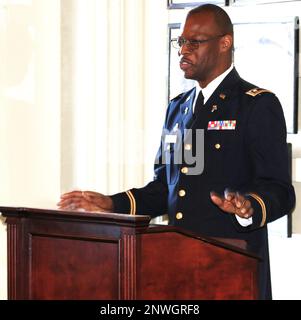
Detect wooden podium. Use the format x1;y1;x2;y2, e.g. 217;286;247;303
0;207;259;300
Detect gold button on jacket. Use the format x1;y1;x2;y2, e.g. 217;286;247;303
176;212;183;220
181;167;188;174
179;190;186;197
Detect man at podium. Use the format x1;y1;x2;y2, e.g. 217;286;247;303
58;4;295;300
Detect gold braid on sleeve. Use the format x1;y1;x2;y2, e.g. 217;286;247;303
125;190;136;216
249;193;267;227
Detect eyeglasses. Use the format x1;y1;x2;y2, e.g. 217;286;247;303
170;35;225;51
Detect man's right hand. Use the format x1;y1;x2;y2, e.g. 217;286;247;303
57;191;114;213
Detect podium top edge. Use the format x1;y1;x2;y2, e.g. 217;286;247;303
0;206;151;226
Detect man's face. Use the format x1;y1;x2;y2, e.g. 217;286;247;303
179;13;225;86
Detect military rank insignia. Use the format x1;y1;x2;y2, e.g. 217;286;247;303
207;120;236;130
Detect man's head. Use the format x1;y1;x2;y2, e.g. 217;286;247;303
178;4;234;88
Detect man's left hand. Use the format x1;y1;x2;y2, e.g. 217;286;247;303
210;189;254;219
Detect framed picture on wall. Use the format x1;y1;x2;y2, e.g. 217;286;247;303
232;0;296;5
233;16;299;134
168;0;226;9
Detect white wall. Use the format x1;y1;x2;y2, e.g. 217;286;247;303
0;0;61;208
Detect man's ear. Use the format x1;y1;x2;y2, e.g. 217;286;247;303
220;34;233;53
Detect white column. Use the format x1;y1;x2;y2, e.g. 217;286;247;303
0;0;61;300
61;0;168;195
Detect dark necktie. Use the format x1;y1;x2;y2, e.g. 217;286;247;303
194;90;204;119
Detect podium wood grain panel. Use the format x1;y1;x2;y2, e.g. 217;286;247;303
137;232;257;299
30;235;119;299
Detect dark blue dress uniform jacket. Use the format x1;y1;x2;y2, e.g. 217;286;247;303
111;68;296;300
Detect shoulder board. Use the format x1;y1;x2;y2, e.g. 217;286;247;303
246;88;273;97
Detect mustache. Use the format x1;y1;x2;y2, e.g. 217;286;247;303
180;57;193;65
